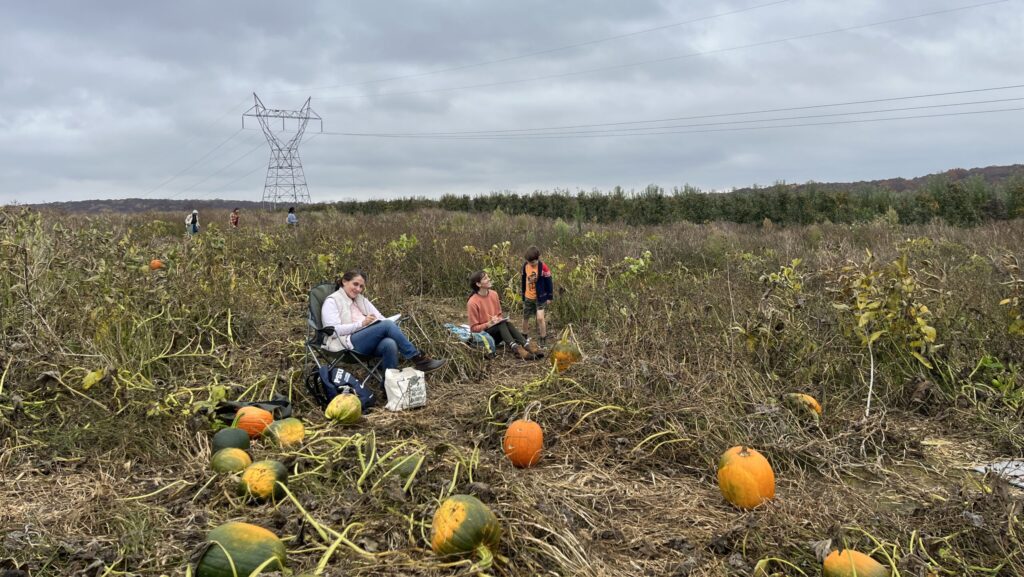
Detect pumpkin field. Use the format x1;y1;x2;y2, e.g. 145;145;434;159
2;205;1024;576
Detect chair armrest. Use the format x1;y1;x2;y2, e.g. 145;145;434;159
318;326;336;336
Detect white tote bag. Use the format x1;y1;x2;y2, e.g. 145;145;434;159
384;367;427;411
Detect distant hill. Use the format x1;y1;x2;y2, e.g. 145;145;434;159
731;164;1024;194
24;198;269;214
21;163;1024;213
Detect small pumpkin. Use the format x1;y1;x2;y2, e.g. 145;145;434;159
266;417;305;448
502;403;543;468
211;448;252;473
149;259;166;271
717;445;775;509
195;521;286;577
392;452;425;480
550;326;582;372
234;406;275;438
822;549;890;577
783;392;822;419
239;459;288;501
211;427;251;453
325;394;361;424
431;494;502;566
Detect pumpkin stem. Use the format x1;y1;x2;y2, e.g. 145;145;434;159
739;445;751;457
474;544;494;571
522;401;541;422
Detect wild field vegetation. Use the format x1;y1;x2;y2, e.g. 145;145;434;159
1;205;1023;576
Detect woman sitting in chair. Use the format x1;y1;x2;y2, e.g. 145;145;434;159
467;271;541;360
322;270;445;372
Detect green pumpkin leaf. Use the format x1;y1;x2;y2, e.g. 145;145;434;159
82;369;105;390
911;351;933;369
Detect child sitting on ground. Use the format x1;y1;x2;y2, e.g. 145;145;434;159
467;271;541;360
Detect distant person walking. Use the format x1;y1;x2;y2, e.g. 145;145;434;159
286;206;298;227
230;208;240;228
185;209;200;235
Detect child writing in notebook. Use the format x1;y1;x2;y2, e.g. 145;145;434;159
468;271;541;361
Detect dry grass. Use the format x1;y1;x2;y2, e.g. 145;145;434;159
1;206;1023;576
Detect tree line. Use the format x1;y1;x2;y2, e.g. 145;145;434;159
323;173;1024;227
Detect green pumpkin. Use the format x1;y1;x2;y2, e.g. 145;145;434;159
266;417;306;448
212;427;251;453
239;460;288;502
210;448;252;473
325;394;361;424
431;495;502;565
393;453;424;479
195;521;286;577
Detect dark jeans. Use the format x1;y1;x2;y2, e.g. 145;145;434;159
350;320;419;369
486;320;527;347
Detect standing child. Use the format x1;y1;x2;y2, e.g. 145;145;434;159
520;246;553;347
286;206;298;226
230;208;240;228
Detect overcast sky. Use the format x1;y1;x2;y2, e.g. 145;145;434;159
1;0;1022;204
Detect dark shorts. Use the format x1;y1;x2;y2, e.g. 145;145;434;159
523;298;547;316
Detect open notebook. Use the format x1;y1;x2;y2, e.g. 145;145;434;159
358;313;402;331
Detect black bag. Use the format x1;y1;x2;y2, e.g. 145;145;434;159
214;395;292;426
309;366;376;412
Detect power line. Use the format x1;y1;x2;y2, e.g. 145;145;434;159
328;96;1024;138
312;84;1024;137
167;139;266;200
311;105;1024;140
272;0;791;93
137;127;244;198
315;0;1011;103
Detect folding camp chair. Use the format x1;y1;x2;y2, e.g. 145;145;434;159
305;281;387;407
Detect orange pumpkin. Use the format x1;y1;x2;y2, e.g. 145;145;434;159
234;406;274;438
822;549;890;577
784;392;822;419
149;259;166;271
717;445;775;509
503;403;543;468
550;326;582;372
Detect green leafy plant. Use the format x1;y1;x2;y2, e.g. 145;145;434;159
831;250;940;416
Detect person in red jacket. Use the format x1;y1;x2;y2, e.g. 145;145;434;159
520;246;553;347
468;271;541;360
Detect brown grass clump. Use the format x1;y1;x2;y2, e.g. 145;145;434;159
1;205;1022;575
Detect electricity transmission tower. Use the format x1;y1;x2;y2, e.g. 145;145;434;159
243;93;322;208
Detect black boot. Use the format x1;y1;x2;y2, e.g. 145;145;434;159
412;353;446;372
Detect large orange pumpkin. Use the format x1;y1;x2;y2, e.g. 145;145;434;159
234;406;274;438
502;404;543;468
822;549;890;577
717;445;775;509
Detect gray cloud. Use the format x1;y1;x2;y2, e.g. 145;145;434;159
1;0;1022;204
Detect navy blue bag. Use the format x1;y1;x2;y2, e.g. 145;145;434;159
317;366;376;412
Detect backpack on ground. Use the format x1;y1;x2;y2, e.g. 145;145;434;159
308;366;376;412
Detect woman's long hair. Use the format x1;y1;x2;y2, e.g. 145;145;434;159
468;270;486;295
336;269;367;291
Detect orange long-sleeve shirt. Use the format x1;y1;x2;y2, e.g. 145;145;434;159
467;290;503;332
